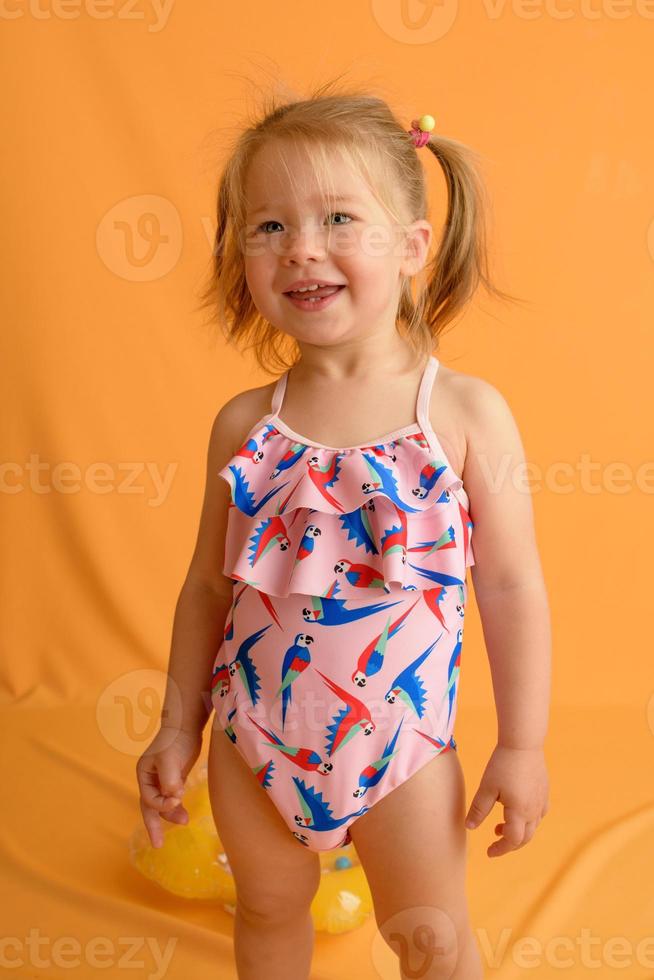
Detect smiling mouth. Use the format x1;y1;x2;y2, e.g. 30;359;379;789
284;284;346;300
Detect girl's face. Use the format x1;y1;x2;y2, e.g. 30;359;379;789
242;140;430;348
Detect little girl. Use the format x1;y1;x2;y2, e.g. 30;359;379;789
136;83;551;980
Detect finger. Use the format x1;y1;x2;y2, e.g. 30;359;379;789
465;787;499;829
140;799;166;849
161;805;190;825
139;768;182;812
157;756;186;799
488;819;538;857
500;807;526;847
521;820;538;844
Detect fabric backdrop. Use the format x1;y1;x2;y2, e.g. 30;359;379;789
2;4;653;978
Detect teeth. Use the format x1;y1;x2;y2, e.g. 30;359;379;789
295;284;321;292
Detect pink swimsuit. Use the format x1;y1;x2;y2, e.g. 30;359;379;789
210;355;475;851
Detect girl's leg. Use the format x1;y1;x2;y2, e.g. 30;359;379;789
348;746;483;979
208;721;322;980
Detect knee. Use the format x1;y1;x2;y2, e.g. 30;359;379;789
377;906;461;980
236;866;321;926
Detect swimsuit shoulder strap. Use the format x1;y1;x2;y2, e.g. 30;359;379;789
270;371;289;415
272;356;438;426
416;354;439;433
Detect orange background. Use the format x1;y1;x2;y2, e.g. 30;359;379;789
2;3;653;978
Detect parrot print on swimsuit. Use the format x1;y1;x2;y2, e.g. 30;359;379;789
384;636;443;718
363;442;400;462
353;715;406;798
301;592;403;626
408;524;457;561
251;758;276;789
337;505;379;555
351;597;422;687
332;558;387;590
406;561;465;589
223;463;287;517
222;582;250;642
360;453;427;513
227;624;273;707
413;729;457;755
457;499;474;558
246;514;293;567
306;453;347;511
250;587;283;629
246;713;334;774
269;441;309;479
453;583;467;621
410;459;450;500
291;776;370;841
276;632;315;728
421;585;450;631
222;699;239;743
210;660;230;701
379;514;408;564
234;434;265;465
294;524;322;567
314;669;376;755
441;628;463;725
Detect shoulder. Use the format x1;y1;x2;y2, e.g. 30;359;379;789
438;369;544;593
209;379;277;462
435;363;521;453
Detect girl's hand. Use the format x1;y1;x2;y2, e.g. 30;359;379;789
464;744;550;857
135;726;203;848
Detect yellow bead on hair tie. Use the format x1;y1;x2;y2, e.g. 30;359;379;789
417;114;435;133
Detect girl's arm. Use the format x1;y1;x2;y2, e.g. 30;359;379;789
159;398;246;737
463;379;552;751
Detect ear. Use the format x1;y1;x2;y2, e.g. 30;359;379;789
399;219;432;277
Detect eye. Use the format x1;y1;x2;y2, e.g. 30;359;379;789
256;220;283;234
255;212;354;234
329;212;353;225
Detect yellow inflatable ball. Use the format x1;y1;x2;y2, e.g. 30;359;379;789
129;761;236;902
130;761;373;932
312;850;373;934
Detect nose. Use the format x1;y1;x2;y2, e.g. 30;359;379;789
279;224;328;264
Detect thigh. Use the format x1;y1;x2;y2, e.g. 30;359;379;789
207;719;321;914
348;747;471;928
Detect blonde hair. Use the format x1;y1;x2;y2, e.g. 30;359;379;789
196;77;521;374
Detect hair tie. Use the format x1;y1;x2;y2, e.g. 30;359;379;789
408;114;436;148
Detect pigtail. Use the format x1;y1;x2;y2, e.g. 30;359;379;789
398;132;521;344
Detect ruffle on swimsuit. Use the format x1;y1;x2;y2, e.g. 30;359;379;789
217;355;475;602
